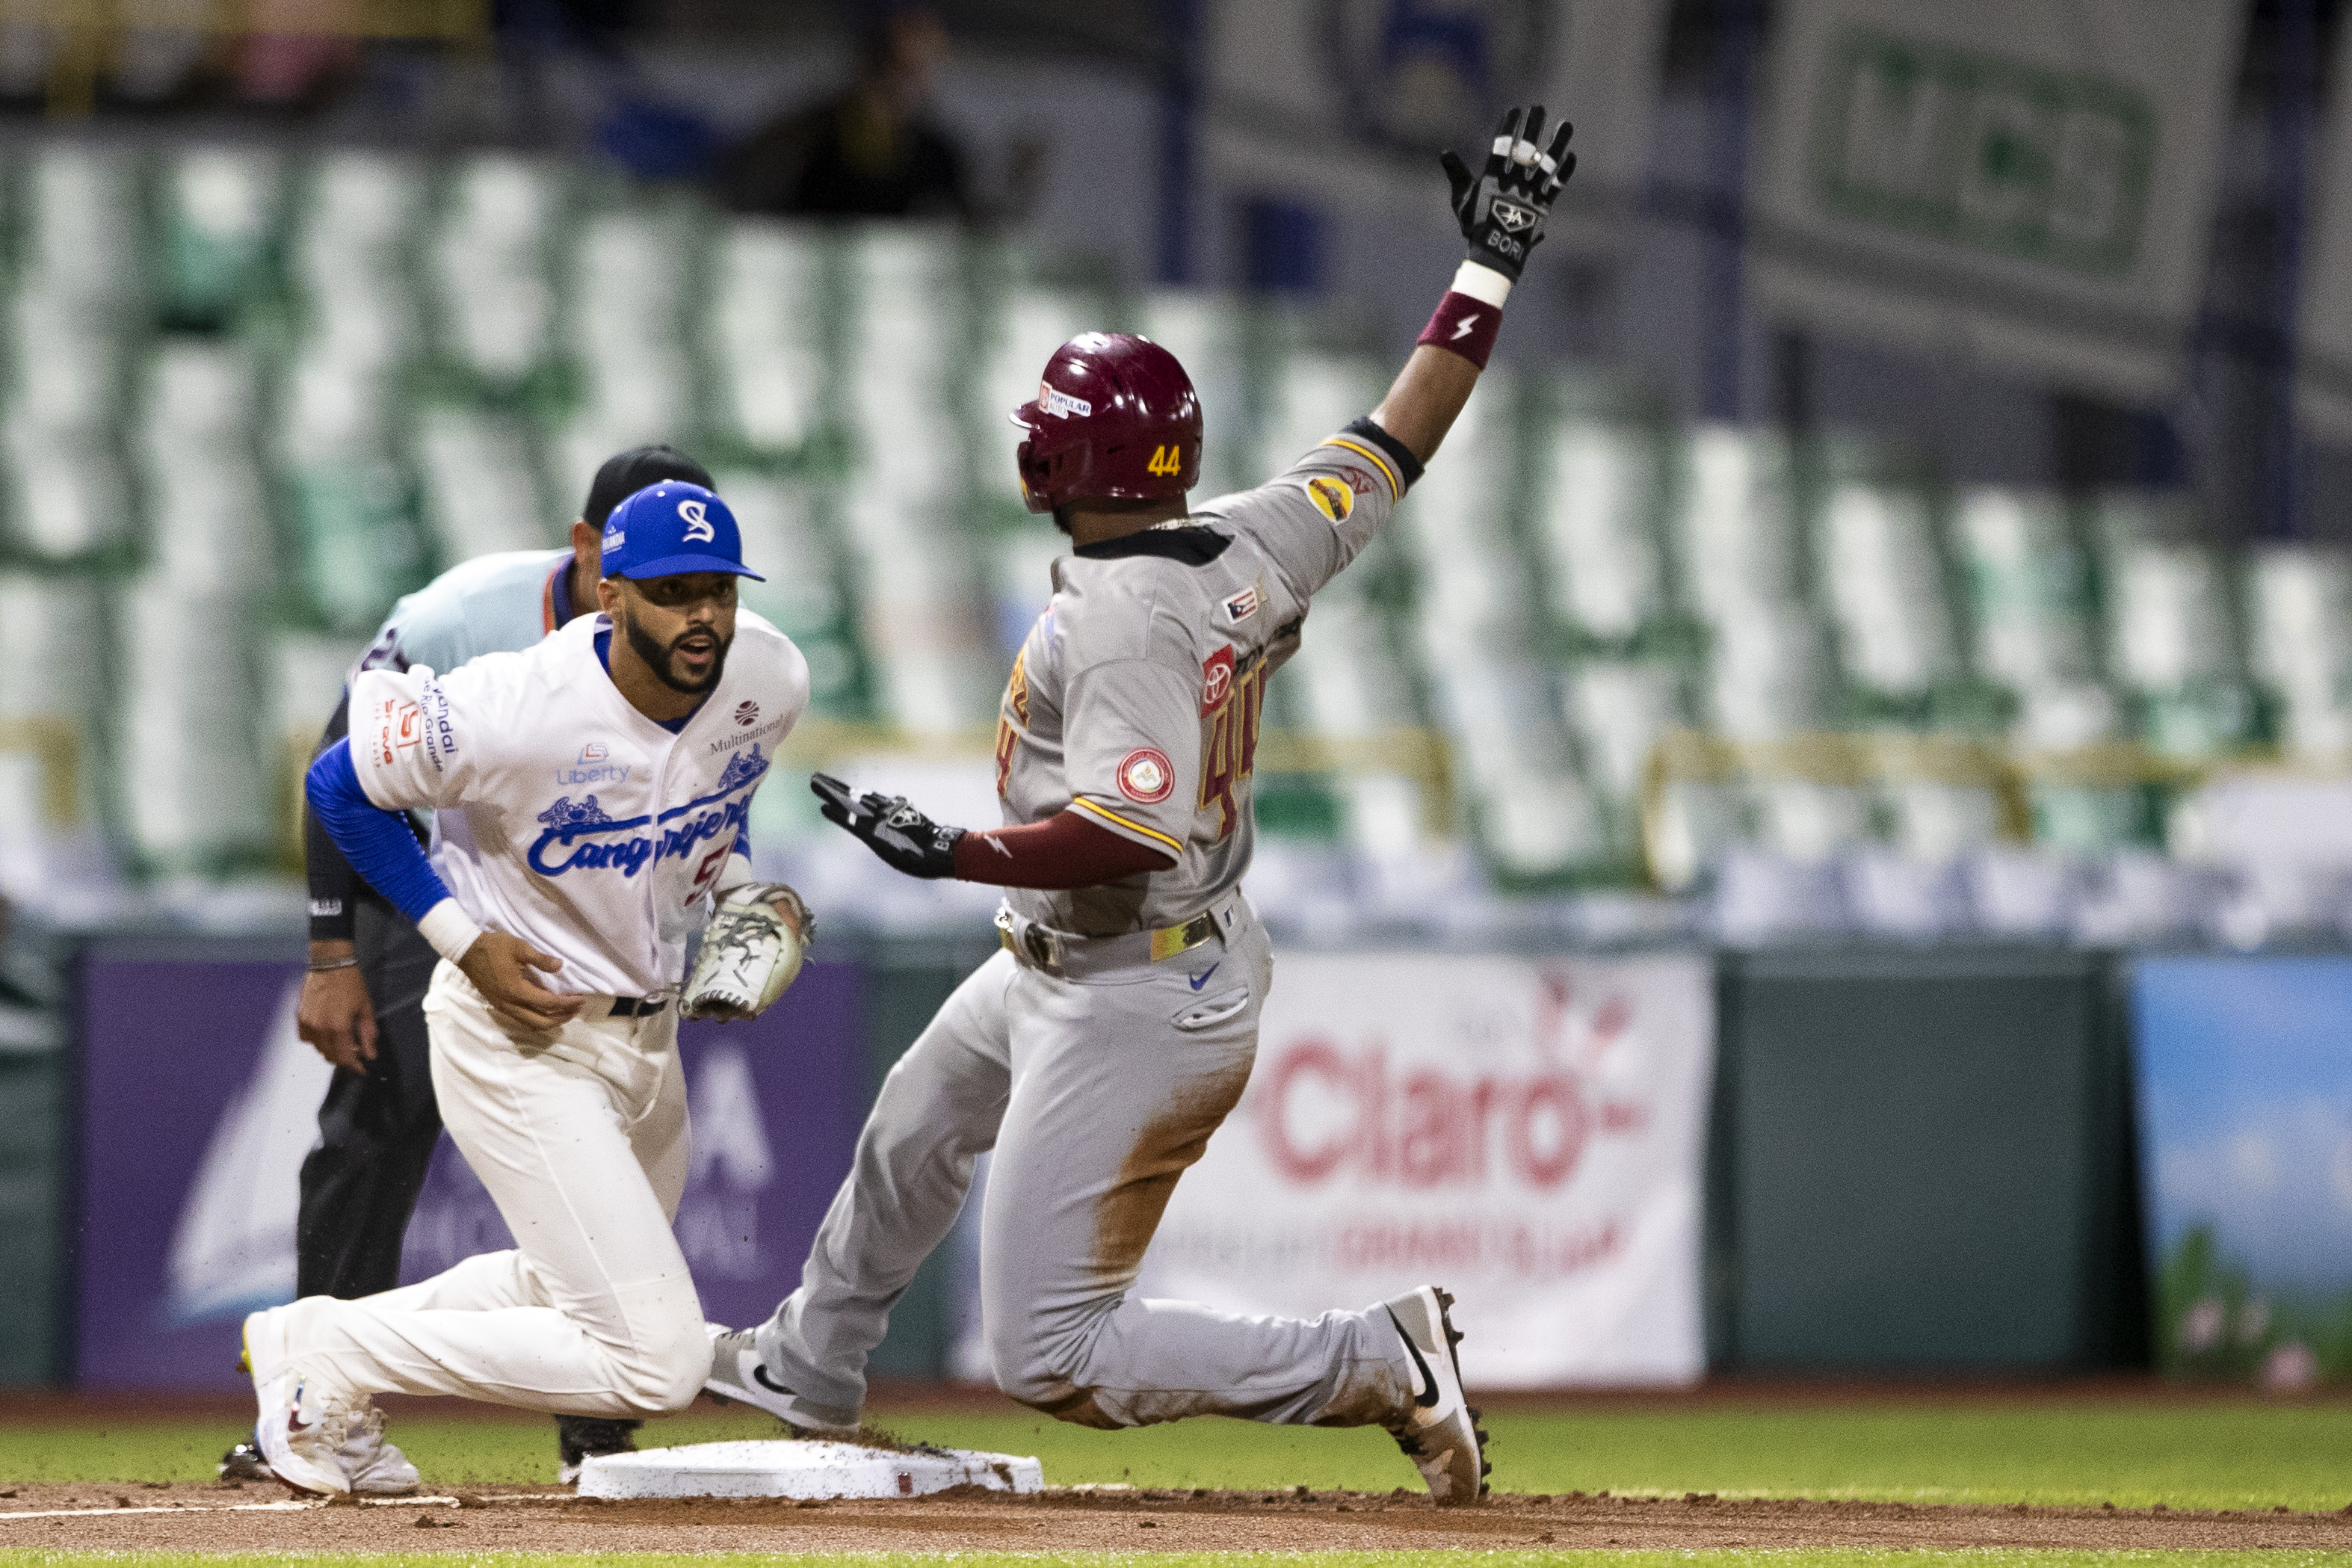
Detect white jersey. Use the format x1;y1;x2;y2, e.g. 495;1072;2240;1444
348;610;809;998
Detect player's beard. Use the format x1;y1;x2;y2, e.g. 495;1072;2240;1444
626;608;732;695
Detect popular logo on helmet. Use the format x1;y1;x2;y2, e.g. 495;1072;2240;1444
1040;383;1093;420
679;498;716;543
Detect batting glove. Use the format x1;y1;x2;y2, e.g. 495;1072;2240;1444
1439;105;1576;285
811;772;962;880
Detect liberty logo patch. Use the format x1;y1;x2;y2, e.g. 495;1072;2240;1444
1118;747;1176;805
1303;475;1353;525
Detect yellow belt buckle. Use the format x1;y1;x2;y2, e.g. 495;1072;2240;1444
1149;913;1214;963
996;909;1017;956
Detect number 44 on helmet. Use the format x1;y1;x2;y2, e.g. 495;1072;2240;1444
1010;333;1201;515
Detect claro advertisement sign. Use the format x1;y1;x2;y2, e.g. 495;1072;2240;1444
1143;951;1715;1386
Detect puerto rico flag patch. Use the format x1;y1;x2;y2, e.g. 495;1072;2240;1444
1222;582;1262;624
1117;747;1176;804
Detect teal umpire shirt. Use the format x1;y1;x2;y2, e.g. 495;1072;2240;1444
309;549;577;933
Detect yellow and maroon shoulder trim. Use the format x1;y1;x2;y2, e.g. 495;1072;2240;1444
1070;796;1185;856
1317;416;1423;501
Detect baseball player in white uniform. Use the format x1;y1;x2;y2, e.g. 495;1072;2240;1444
247;481;813;1495
219;445;714;1491
704;106;1575;1504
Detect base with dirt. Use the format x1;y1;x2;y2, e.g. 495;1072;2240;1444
4;1481;2351;1555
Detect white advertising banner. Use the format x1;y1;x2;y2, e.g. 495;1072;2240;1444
1751;0;2246;400
2300;17;2352;437
1142;950;1715;1387
1205;0;1673;250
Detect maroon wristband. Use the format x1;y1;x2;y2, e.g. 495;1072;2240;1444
1418;290;1502;369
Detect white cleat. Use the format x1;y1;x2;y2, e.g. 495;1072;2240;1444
339;1404;420;1496
702;1324;859;1434
242;1310;357;1498
1381;1285;1490;1506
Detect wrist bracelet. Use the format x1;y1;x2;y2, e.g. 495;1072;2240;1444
306;957;359;973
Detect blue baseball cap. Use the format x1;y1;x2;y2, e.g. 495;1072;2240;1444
599;481;765;581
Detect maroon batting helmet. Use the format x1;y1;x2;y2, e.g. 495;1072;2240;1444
1010;332;1202;513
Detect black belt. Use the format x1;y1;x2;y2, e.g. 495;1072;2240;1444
608;996;667;1017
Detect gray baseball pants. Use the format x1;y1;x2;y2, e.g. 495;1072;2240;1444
753;904;1412;1429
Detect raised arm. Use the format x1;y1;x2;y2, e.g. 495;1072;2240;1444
1370;105;1577;466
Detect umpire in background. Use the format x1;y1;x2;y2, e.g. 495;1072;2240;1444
220;444;717;1487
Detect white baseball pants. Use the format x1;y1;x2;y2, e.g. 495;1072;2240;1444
257;963;707;1417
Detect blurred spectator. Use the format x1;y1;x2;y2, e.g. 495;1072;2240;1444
236;0;359;108
713;4;973;220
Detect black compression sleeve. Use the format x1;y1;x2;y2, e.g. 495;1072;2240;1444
305;693;362;942
1345;416;1425;492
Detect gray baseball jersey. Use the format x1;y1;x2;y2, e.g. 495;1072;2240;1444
995;422;1415;936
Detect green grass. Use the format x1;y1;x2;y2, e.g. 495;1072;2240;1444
2;1554;2351;1568
4;1398;2352;1513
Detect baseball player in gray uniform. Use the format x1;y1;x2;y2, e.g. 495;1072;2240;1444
220;445;716;1490
706;107;1575;1504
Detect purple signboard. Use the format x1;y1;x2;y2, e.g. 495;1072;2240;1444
78;945;861;1391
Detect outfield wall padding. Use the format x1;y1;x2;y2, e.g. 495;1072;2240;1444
1712;945;2147;1371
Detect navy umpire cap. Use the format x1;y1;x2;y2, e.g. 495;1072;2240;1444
601;482;765;582
584;443;714;529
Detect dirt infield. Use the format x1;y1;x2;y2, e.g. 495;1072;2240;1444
4;1481;2351;1555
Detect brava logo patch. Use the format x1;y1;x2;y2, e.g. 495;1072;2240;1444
1303;475;1354;525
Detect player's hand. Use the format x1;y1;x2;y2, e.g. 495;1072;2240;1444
1439;105;1575;284
811;772;963;880
296;950;377;1073
457;931;582;1031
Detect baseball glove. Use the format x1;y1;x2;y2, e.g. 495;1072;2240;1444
681;882;814;1022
